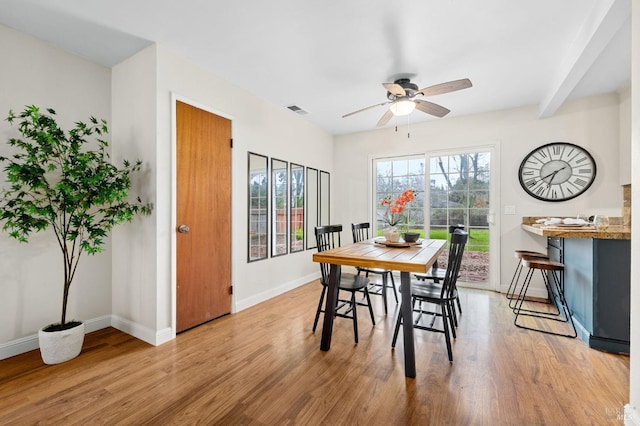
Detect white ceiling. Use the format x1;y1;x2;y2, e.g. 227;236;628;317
0;0;631;135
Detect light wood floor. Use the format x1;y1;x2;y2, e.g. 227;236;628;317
0;280;629;425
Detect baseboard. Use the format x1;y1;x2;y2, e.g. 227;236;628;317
589;335;630;354
111;315;174;346
0;315;112;361
624;404;640;425
571;315;591;345
234;272;320;312
0;334;39;360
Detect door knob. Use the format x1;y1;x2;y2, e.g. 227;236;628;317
178;224;190;234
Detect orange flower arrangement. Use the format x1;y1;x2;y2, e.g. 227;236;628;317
380;189;415;227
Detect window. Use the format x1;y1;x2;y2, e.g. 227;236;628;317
374;156;425;235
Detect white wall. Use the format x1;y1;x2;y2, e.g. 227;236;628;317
111;45;161;343
0;24;113;352
334;93;624;294
109;44;333;345
620;84;631;185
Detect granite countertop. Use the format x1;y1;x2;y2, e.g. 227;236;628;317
521;217;631;240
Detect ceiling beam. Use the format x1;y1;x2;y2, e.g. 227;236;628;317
538;0;630;118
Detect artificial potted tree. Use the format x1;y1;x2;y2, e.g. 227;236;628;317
0;105;151;364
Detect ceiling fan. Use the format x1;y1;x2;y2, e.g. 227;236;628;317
342;77;473;127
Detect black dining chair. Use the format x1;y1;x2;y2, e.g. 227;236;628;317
413;224;464;324
313;225;375;344
351;222;398;314
392;230;468;362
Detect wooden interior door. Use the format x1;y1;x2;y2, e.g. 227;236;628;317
176;101;232;332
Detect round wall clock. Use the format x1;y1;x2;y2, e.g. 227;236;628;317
518;142;596;202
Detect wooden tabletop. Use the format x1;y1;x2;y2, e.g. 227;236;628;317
312;238;447;273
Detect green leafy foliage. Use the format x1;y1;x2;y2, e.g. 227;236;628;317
0;105;152;326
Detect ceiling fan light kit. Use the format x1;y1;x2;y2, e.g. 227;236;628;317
343;77;472;127
389;98;416;116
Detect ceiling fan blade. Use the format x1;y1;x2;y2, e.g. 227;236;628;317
342;101;389;118
414;99;450;118
416;78;472;97
376;109;394;127
382;83;406;97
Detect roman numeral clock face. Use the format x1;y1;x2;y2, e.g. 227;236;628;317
518;142;596;202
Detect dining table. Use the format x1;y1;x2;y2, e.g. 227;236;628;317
312;237;447;378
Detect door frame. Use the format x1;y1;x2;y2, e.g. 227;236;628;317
170;92;236;335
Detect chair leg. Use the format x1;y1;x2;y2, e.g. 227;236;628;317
389;272;398;303
391;309;402;348
351;292;359;344
441;303;454;362
393;297;456;361
508;264;526;309
312;285;327;333
511;267;537;312
381;273;389;314
446;302;456;339
364;288;376;325
449;299;458;327
506;260;524;300
514;270;576;338
512;269;561;317
443;300;455;335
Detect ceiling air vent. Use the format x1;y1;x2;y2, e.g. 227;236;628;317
286;105;309;115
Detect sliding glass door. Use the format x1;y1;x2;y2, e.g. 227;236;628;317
373;148;496;288
428;151;492;286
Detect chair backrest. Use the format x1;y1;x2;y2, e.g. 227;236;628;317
315;225;343;284
351;222;370;243
441;229;468;297
432;224;466;272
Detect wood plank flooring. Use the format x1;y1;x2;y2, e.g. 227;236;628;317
0;280;629;425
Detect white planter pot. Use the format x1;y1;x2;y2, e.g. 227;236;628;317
38;322;85;364
383;226;401;243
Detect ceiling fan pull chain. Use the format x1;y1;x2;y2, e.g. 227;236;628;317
407;116;410;139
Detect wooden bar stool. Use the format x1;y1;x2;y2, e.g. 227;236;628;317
513;257;577;338
506;250;549;308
